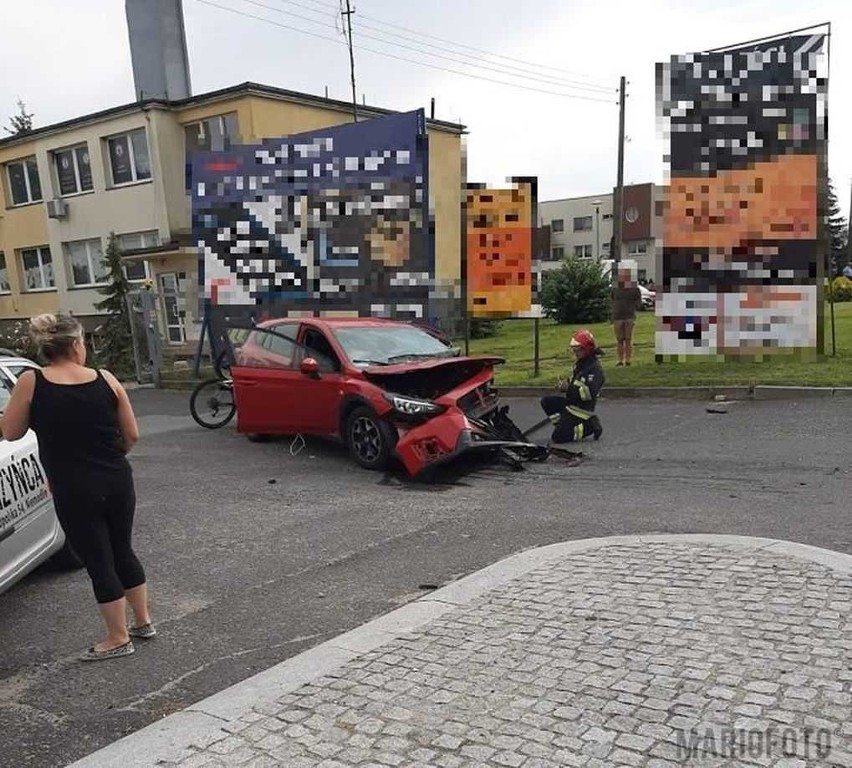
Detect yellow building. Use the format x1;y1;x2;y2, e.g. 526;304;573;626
0;82;465;347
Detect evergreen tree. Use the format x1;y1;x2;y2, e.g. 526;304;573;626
4;99;34;136
827;180;849;275
94;233;134;375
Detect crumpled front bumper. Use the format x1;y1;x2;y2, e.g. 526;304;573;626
394;408;548;477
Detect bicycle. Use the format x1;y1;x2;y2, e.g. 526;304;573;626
189;375;235;429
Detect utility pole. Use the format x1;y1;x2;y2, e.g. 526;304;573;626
341;0;358;122
612;76;627;270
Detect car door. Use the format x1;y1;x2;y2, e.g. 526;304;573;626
0;367;63;595
230;323;303;435
294;325;345;435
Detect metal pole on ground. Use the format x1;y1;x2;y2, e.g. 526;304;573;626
533;317;540;377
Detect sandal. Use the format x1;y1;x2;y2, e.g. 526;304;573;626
128;623;157;639
80;641;135;662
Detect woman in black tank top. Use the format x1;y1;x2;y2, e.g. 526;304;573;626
0;314;155;661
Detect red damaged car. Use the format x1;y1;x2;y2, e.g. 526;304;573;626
228;318;543;477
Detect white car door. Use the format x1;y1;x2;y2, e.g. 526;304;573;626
0;363;65;595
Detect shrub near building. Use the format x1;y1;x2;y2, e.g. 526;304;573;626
540;257;611;324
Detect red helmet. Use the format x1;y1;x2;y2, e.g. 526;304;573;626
570;329;597;354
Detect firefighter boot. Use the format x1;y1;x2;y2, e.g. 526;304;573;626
588;415;603;441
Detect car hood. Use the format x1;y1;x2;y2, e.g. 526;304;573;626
362;356;504;399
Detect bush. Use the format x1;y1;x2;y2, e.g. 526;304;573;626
0;319;40;362
468;318;503;339
540;257;610;324
829;276;852;302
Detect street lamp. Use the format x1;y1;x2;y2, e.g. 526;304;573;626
592;200;602;261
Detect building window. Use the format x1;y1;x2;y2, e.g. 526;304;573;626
64;238;107;287
107;129;151;185
550;218;564;233
185;113;239;152
0;253;10;293
19;247;54;291
602;213;613;221
573;216;593;232
6;158;42;206
628;242;649;256
117;230;160;281
602;241;611;253
552;246;564;259
573;244;593;259
54;145;93;196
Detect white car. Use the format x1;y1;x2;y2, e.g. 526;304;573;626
0;356;78;595
638;284;656;310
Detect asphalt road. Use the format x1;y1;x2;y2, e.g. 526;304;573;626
0;390;849;767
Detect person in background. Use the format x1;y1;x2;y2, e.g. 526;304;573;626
611;266;642;366
843;263;852;280
0;314;154;661
540;329;604;445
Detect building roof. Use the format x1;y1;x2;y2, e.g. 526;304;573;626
0;81;466;150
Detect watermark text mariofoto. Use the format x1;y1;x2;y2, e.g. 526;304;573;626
676;725;835;759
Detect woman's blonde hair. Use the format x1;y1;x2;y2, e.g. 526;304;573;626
29;313;83;362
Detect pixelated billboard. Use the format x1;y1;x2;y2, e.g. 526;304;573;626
656;32;827;356
190;110;431;321
464;178;537;316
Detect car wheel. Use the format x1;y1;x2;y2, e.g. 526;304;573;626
52;539;83;570
345;406;397;471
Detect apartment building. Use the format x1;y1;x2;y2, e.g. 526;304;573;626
539;183;662;283
0;83;464;345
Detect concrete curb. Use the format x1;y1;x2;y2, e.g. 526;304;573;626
152;381;852;399
502;385;852;400
68;534;852;768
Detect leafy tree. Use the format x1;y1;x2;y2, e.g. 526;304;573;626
4;99;34;136
94;233;134;376
827;179;848;276
540;257;610;324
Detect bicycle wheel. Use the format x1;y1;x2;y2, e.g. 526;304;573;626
189;379;236;429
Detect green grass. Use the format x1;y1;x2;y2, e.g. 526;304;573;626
467;303;852;388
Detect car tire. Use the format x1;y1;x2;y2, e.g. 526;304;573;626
52;539;83;571
345;406;397;471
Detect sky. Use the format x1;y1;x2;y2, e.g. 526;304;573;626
2;0;849;219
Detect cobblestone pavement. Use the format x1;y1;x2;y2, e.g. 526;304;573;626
73;538;852;767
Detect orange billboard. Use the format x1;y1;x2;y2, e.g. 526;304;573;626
465;179;536;316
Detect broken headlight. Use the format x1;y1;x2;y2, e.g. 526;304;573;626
385;393;446;417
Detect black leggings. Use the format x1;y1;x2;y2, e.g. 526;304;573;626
52;469;146;604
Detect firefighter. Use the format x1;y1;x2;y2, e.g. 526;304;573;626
540;329;604;445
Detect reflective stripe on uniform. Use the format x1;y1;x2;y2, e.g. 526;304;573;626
574;424;584;441
548;413;561;423
565;405;593;420
574;378;592;401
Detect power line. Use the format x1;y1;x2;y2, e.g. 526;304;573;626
192;0;618;103
229;0;616;94
266;0;615;91
276;0;614;85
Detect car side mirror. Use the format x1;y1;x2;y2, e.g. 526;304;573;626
300;357;321;378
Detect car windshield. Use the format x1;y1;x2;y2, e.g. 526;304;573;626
333;325;458;366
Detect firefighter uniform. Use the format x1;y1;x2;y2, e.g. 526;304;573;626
541;353;605;443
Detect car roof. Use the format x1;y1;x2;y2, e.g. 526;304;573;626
0;356;37;365
257;317;413;330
